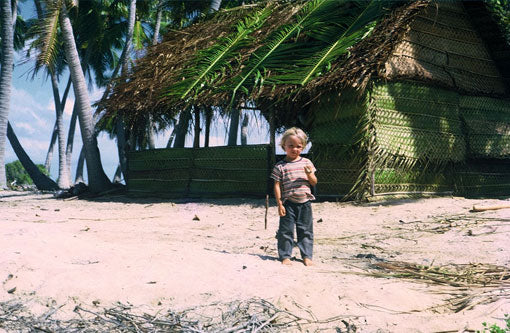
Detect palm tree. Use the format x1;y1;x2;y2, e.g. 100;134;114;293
57;1;111;192
0;0;15;189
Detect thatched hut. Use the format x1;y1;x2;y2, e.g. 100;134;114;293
99;0;510;199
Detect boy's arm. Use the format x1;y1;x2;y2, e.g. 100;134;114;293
273;181;286;217
304;166;318;186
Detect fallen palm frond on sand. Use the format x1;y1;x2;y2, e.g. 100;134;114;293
0;297;357;332
395;214;510;234
369;261;510;312
371;262;510;288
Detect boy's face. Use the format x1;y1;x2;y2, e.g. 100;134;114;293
283;135;304;161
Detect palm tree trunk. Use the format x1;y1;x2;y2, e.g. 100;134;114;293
209;0;221;13
66;103;78;183
7;122;59;190
241;111;249;145
74;146;85;184
146;0;163;149
116;118;128;181
173;109;191;148
59;2;111;193
112;164;122;183
193;107;200;148
115;0;136;179
227;108;240;146
45;121;58;172
152;0;163;45
166;127;176;148
0;0;14;189
65;51;89;186
204;106;212;147
50;70;70;189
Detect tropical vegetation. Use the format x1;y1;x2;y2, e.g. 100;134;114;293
6;160;48;186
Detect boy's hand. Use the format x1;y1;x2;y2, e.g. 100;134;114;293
278;204;286;217
304;166;312;174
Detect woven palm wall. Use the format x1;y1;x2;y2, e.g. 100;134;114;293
369;82;510;197
384;1;506;95
308;88;368;197
127;145;270;197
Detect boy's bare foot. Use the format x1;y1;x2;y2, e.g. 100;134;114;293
281;258;292;265
303;258;313;266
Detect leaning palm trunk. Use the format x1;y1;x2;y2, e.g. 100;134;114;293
7;122;59;190
59;2;111;193
0;0;14;189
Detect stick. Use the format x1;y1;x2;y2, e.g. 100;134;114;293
471;204;510;212
265;194;269;230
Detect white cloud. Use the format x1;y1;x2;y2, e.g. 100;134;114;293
11;87;52;129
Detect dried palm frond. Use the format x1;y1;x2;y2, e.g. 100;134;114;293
371;261;510;288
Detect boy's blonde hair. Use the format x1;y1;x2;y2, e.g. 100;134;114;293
280;127;308;149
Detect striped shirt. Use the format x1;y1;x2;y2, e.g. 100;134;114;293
271;157;316;203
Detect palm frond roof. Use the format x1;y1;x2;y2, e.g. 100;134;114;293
97;0;510;127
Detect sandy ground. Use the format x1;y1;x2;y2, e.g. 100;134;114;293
1;190;509;332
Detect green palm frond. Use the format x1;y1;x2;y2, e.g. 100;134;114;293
133;20;148;51
36;0;62;70
300;0;383;85
225;0;335;101
165;4;273;100
261;0;388;86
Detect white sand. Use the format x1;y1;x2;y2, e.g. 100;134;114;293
1;191;509;332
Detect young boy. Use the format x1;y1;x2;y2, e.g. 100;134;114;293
271;127;317;266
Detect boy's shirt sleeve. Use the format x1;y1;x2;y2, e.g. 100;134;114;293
306;158;317;173
271;163;282;181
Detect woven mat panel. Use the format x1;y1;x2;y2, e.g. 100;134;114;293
311;120;361;146
190;179;267;195
412;16;480;44
419;2;473;30
310;88;367;125
384;1;506;95
374;166;453;194
454;160;510;196
372;82;465;162
128;179;189;194
126;145;271;196
460;96;510;158
311;154;361;196
130;169;190;181
128;148;193;171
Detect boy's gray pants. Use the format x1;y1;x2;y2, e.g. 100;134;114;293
277;200;313;260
